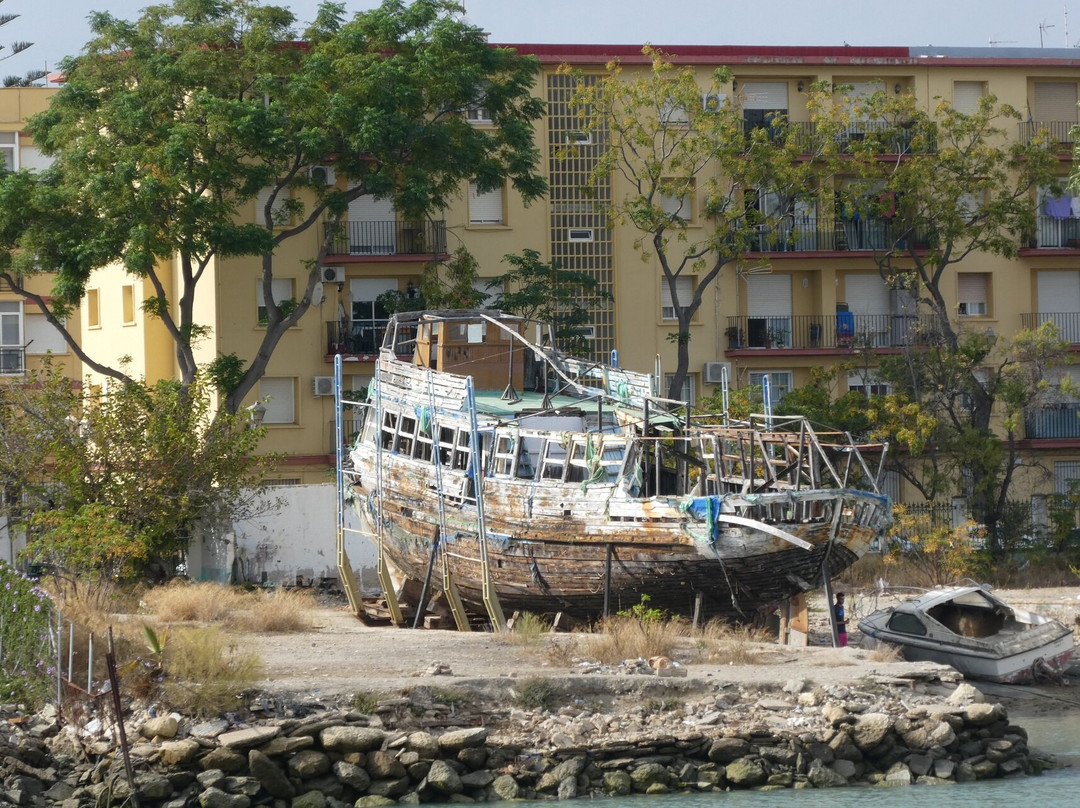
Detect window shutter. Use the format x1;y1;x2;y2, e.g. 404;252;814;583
259;378;295;424
468;183;504;224
1034;82;1078;122
741;82;789;111
953;81;984;115
660;276;693;319
255;186;289;225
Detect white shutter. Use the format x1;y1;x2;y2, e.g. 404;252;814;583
957;273;988;315
1037;271;1080;342
741;82;789;111
348;191;395;222
350;278;398;303
0;301;21;347
747;274;791;317
468;182;504;224
1034;82;1078;122
259;378;295;424
255;186;289;225
661;276;693;319
953;81;984;115
255;279;293;307
24;313;66;354
845;274;889;315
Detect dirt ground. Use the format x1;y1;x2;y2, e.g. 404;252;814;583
245;585;1080;713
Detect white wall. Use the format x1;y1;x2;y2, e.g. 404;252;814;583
191;483;379;594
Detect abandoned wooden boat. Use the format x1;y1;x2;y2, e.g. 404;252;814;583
339;309;892;627
858;586;1075;683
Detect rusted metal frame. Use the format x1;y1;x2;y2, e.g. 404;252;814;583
334;355;364;617
106;627;139;808
602;543;613;618
372;360;405;627
467;376;506;631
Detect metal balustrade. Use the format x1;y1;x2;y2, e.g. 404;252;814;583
0;347;25;375
1020;312;1080;344
742;216;929;253
324;220;447;257
724;313;934;351
1020;121;1076;147
325;321;417;356
1026;403;1080;440
1032;215;1080;248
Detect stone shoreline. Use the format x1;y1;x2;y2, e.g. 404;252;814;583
0;667;1055;806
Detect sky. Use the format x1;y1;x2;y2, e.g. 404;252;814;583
11;0;1080;82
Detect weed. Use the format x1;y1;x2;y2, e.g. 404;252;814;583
431;687;466;707
585;614;680;664
235;588;316;632
506;612;550;647
141;580;246;623
351;690;382;714
546;635;580;667
0;562;54;707
645;697;680;713
514;677;559;711
617;594;664;624
867;641;904;663
160;626;262;718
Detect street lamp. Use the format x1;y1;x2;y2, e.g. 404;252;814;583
245;401;267;427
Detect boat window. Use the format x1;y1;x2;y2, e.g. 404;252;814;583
927;597;1005;638
437;426;455;466
380;411;398;451
566;438;589;483
539;439;568;480
397;414;416;457
491;433;518;477
452;429;472;471
887;612;928;636
415;422;433;461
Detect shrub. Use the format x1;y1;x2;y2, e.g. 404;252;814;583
160;626;262;718
585;614;680;664
236;588;316;632
141;580;247;623
506;611;550;647
513;677;559;711
351;690;382;714
0;562;54;707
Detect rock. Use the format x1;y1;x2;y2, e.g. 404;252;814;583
970;758;999;779
321;726;387;753
258;736;314;755
197;786;251;808
782;678;805;695
136;773;173;800
406;732;440;758
292;790;328;808
457;747;488;770
823;702;850;726
222;776;261;796
217;726;280;749
333;761;372;792
366;777;410;798
459;770;494;789
807;760;849;788
200;748;248;774
948;683;985;705
962;703;1005;727
248;750;295;800
707;737;750;763
985;739;1016;763
141;715;180;740
852;713;893;750
353;797;397;808
197;770;227;790
602;770;631;796
491;774;522;801
424;759;463;795
437;728;488;753
884;763;913;787
557;777;579;800
830;759;857;780
537;757;586;791
160;739;201;765
723;758;767;788
908;753;933;776
933;758;956;779
629;762;670;793
289;750;332;779
190;719;230;739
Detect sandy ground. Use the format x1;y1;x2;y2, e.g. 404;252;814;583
244;585;1080;714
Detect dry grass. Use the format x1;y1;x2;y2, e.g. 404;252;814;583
584;615;682;664
141;580;247;623
504;612;551;648
866;641;905;663
233;588;317;632
160;626;263;719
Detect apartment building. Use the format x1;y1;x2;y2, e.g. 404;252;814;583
15;44;1080;579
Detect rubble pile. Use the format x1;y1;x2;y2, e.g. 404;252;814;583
0;675;1054;806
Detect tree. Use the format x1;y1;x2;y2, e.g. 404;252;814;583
566;47;821;399
17;369;275;580
4;0;546;413
824;90;1063;545
488;248;611;357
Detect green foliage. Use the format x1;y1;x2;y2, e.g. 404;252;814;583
488;249;612;357
886;505;988;587
513;677;559;711
206;353;248;396
0;562;53;707
350;690;382;714
617;593;664;624
421;247;489;309
159;626;262;719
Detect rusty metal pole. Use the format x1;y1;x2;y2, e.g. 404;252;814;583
106;627;139;808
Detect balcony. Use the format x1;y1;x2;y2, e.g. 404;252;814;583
329;417;364;453
725;313;935;352
1020;121;1075;148
0;346;24;376
1020;312;1080;343
1026;403;1080;440
785;122;934;155
325;320;417;357
1031;215;1080;249
324;220;447;258
745;216;922;253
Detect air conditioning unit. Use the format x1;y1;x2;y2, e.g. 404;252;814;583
702;92;726;112
312;376;335;397
308;165;336;185
321;266;346;284
703;361;732;385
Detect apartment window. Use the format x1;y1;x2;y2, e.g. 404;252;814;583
254;186;290;226
468;182;504;225
848;372;891;397
661;275;693;320
466;105;491;124
660;96;689;125
0;132;16;171
957;273;989;316
86;288;101;329
567;228;594;242
0;301;21;373
18;143;50;172
660;179;693;222
749;370;793;401
741;82;789;136
259;377;296;425
122;285;136;325
662;373;696;404
256;278;295;324
953;81;985;115
566;130;591;145
24;313;66;354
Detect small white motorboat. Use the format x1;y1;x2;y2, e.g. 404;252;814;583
858;585;1074;683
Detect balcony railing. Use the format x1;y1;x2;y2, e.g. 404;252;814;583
784;122;934;154
0;347;25;375
744;216;924;253
326;320;417;356
725;313;936;351
1020;121;1076;147
1032;214;1080;249
324;220;447;257
329;418;365;452
1020;312;1080;343
1026;403;1080;440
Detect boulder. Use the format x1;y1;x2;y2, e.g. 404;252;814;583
321;726;387;753
948;683;985;705
491;774;522;801
333;761;372;792
459;770;494;789
537;757;587;792
353;797;397;808
933;758;956;780
437;728;488;753
217;726;280;749
883;763;912;787
160;739;200;765
557;777;579;800
248;750;295;800
200;748;248;774
366;777;411;798
723;758;767;788
406;732;440;759
424;760;463;795
962;703;1005;727
602;770;632;796
135;773;173;800
807;760;848;788
851;713;893;750
366;750;406;780
707;737;751;763
830;759;857;780
140;716;179;740
629;762;670;793
292;790;328;808
197;786;250;808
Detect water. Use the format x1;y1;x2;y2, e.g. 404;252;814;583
531;712;1080;808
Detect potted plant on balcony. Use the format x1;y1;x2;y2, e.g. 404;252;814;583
766;326;786;349
724;325;743;350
